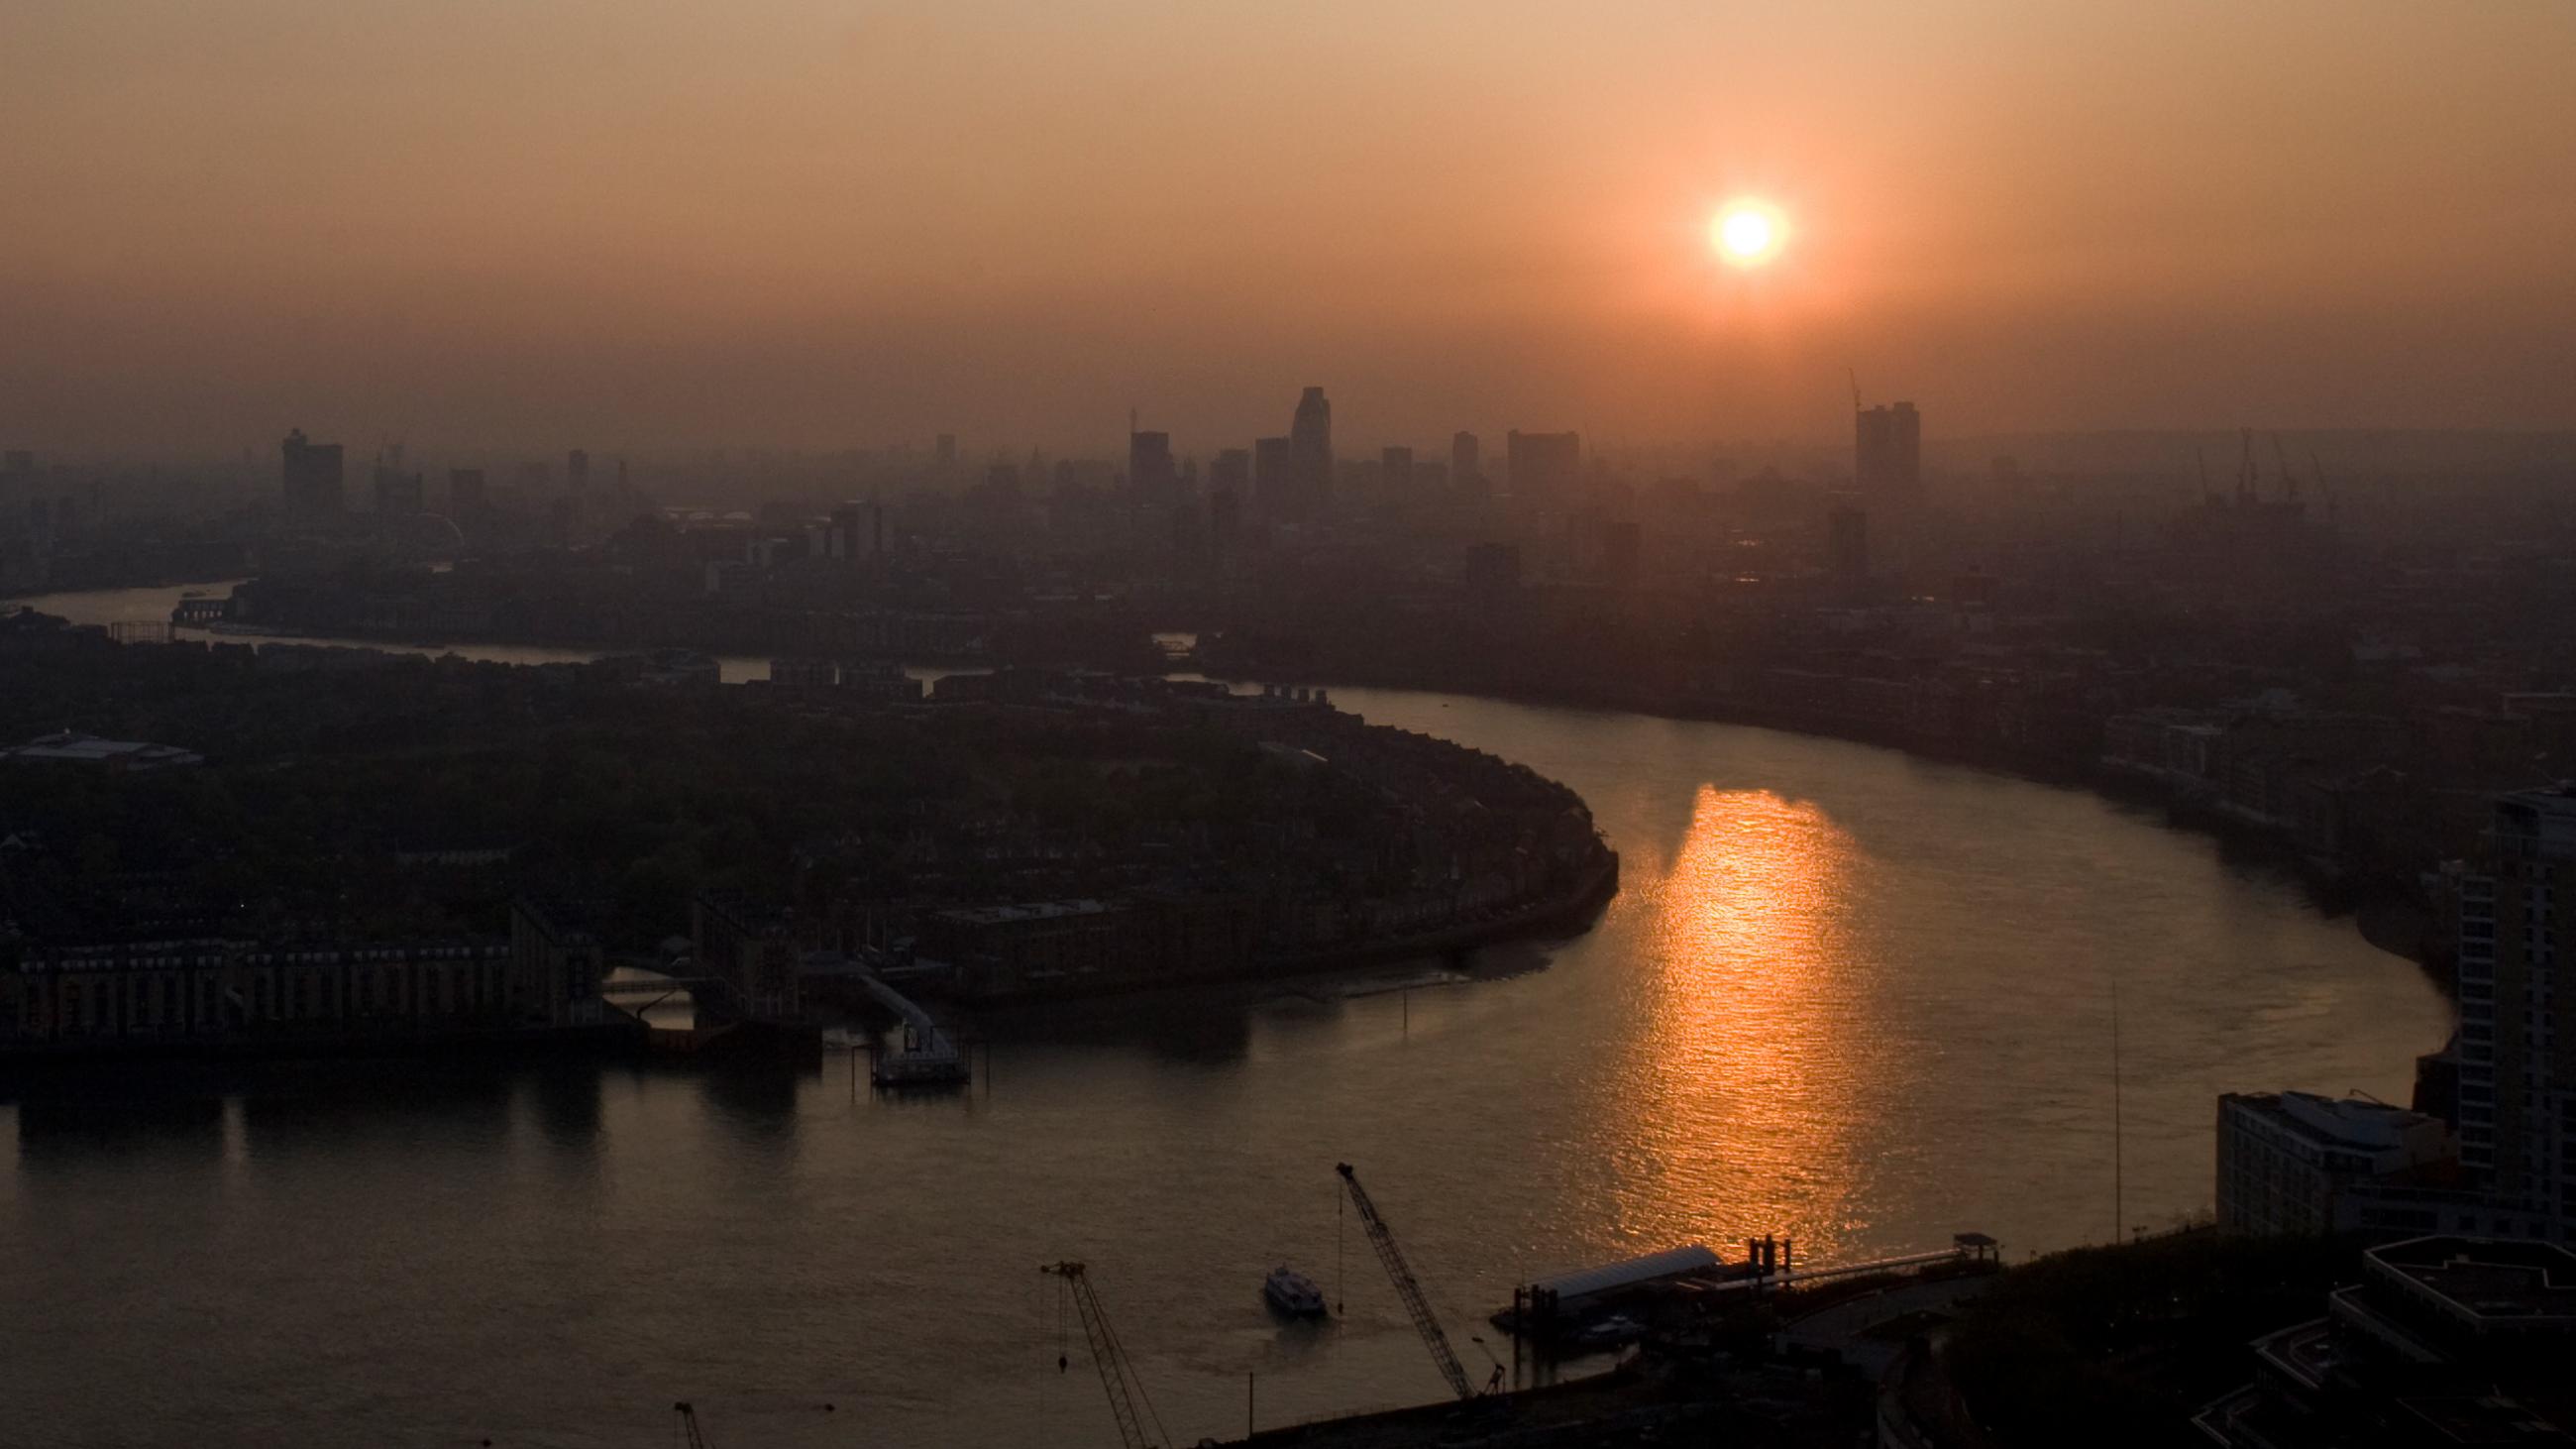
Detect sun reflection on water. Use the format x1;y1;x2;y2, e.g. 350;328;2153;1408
1602;785;1875;1262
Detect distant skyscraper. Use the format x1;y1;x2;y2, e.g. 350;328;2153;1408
1450;431;1480;485
280;428;345;515
1127;430;1175;502
447;468;487;513
567;449;590;493
2457;787;2576;1239
1289;387;1333;516
1380;446;1414;492
1505;429;1580;501
1855;401;1921;498
1252;436;1294;519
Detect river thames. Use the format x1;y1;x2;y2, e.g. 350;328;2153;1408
0;586;2450;1447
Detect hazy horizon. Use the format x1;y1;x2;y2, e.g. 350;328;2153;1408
9;1;2575;454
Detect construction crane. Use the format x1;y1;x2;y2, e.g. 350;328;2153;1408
1040;1261;1171;1449
672;1401;709;1449
1335;1163;1479;1401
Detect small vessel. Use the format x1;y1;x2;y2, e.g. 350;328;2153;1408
1262;1266;1328;1318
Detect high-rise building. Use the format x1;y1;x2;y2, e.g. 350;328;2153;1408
1380;446;1414;492
567;449;590;493
2457;786;2576;1239
447;468;487;514
1505;429;1580;501
1289;387;1333;516
1252;436;1295;519
1855;401;1922;498
1127;430;1175;502
280;428;345;515
1450;431;1480;487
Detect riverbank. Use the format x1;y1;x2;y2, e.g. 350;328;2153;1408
1210;662;2453;992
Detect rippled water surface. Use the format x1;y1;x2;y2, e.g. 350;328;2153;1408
0;607;2449;1447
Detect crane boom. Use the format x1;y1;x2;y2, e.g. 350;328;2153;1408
1040;1261;1168;1449
672;1401;709;1449
1336;1163;1476;1401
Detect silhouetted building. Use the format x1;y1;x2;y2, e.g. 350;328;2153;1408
2197;1235;2576;1446
447;468;487;513
2458;786;2576;1239
1506;429;1580;501
280;428;344;515
1855;401;1921;499
1253;436;1295;519
507;897;604;1026
1289;387;1333;517
1127;430;1175;503
1451;431;1480;487
692;890;801;1021
1380;446;1414;493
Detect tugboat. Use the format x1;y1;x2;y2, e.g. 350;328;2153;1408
1262;1266;1329;1318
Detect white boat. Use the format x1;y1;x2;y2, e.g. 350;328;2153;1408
1263;1266;1328;1317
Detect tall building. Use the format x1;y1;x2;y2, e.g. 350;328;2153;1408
1855;401;1922;498
1127;430;1175;502
1252;436;1295;519
2457;786;2576;1239
1380;446;1414;493
1451;431;1480;487
567;448;590;493
1505;429;1580;501
447;468;487;514
280;428;344;515
1289;387;1333;516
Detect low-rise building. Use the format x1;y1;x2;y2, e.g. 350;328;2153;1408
2216;1090;2453;1236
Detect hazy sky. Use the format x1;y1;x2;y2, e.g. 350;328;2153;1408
7;1;2574;457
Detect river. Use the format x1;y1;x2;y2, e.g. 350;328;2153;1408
0;585;2450;1448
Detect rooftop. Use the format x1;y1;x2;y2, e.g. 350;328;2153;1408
2370;1237;2576;1330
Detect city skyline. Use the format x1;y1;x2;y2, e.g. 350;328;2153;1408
8;3;2576;452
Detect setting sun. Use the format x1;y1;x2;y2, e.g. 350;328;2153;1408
1713;202;1785;267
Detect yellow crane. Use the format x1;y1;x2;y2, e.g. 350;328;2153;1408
1041;1261;1171;1449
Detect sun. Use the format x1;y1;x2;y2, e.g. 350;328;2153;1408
1712;202;1785;267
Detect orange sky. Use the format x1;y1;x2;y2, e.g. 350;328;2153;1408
6;1;2573;456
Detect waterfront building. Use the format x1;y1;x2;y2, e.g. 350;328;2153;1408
4;938;510;1044
2215;1090;2452;1236
2457;786;2576;1240
692;890;802;1020
507;898;606;1026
